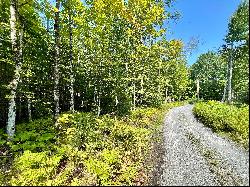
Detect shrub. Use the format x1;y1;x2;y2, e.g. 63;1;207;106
10;150;62;186
193;100;249;148
0;101;186;186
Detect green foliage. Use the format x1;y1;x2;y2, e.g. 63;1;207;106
6;118;56;152
190;51;227;100
193;100;249;148
0;101;185;186
10;150;62;186
223;0;249;103
0;0;189;129
226;0;249;43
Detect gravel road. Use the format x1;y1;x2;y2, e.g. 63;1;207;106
158;104;249;186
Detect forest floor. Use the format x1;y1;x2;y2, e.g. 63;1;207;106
150;104;249;186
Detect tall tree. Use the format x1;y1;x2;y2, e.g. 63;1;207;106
53;0;60;120
68;12;74;112
224;0;249;103
227;42;233;103
6;0;23;138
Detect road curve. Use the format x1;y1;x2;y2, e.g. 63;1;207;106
159;104;249;186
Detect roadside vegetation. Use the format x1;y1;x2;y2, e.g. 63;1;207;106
0;101;185;186
193;100;249;149
190;1;249;150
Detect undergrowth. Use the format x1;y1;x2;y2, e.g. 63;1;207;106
193;100;249;149
0;101;185;186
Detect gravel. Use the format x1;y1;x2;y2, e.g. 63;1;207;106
158;104;249;186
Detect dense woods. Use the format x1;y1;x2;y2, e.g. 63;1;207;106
1;0;190;137
0;0;249;185
1;0;248;137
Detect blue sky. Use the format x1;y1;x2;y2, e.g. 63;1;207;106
165;0;241;66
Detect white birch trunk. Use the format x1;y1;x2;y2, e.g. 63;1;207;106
227;42;233;104
94;86;100;116
165;87;168;103
7;0;22;138
133;83;136;110
69;13;74;112
53;0;60;120
196;79;200;100
27;96;32;122
115;95;119;106
140;77;143;104
221;81;227;102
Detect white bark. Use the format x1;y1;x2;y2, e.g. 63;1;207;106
125;63;128;72
140;77;144;104
27;97;32;122
97;92;100;117
7;0;22;138
227;43;233;104
7;90;17;138
133;83;136;110
94;86;100;116
54;0;60;120
115;95;119;106
221;81;227;102
165;87;168;103
69;13;74;112
196;79;200;100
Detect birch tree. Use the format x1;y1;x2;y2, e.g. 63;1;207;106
53;0;60;120
6;0;23;138
224;0;249;103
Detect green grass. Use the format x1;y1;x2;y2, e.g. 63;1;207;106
193;100;249;149
0;101;185;186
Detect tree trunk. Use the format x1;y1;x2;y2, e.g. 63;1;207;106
69;13;74;112
97;91;100;116
94;86;101;116
140;77;143;104
94;86;100;116
227;42;233;104
125;63;128;72
53;0;60;120
133;82;136;110
221;81;227;102
165;87;168;103
196;79;200;100
115;95;119;106
7;0;22;138
27;96;32;122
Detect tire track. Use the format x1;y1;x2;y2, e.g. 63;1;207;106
159;104;249;186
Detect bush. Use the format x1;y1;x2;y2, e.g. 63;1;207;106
0;101;186;186
10;150;62;186
193;100;249;148
7;118;56;153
